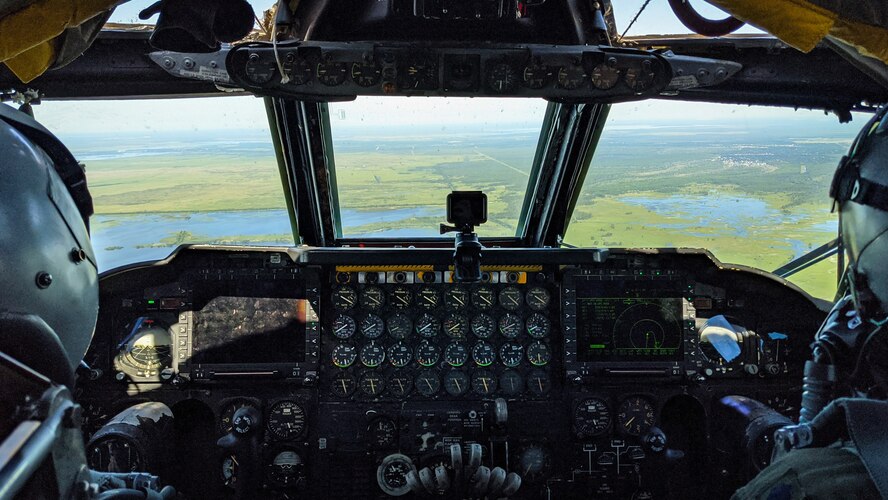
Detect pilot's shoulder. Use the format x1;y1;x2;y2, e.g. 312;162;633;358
732;446;880;500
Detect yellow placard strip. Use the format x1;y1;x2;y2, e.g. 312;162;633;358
335;265;435;272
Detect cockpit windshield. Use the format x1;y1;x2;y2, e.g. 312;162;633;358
327;97;549;238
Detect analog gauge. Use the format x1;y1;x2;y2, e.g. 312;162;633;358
316;61;348;86
387;313;412;340
416;288;440;310
557;64;587;90
387;342;413;367
522;63;551;89
368;417;398;448
617;396;656;436
332;287;358;311
331;372;357;397
415;341;441;367
526;369;551;396
472;341;496;366
526;287;551;311
443;313;468;340
471;314;495;339
331;343;358;368
390;286;413;308
116;318;172;374
415;369;440;397
332;314;356;339
472;370;497;395
527;341;552;366
624;66;655;92
267;401;306;440
398;61;439;90
499;370;524;396
359;371;386;397
574;397;611;438
361;286;385;310
487;62;517;93
268;450;303;487
283;55;313;85
360;341;386;368
388;371;413;398
351;62;381;87
415;313;440;338
443;342;469;367
244;53;276;84
499;342;524;368
220;400;258;434
472;287;496;310
590;63;620;90
498;313;523;339
516;445;552;484
444;370;470;396
525;313;550;339
445;288;469;309
377;454;416;497
88;437;142;473
221;454;239;488
499;287;523;310
360;314;385;339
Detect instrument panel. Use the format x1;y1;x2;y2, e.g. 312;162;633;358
78;247;822;499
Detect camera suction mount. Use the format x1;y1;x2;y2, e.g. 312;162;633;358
440;191;487;283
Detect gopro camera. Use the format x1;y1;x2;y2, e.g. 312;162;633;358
446;191;487;230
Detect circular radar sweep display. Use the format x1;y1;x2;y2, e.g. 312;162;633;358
612;301;682;352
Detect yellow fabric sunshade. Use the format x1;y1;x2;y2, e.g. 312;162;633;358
0;0;116;82
706;0;888;64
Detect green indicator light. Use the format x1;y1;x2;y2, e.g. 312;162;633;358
147;300;156;304
589;344;606;349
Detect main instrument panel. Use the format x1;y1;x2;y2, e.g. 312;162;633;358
77;247;822;499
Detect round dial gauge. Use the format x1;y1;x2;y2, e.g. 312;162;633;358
416;288;440;309
522;63;551;89
472;287;496;310
525;313;550;339
332;314;356;340
220;400;258;434
472;341;496;366
267;401;306;440
499;342;524;368
390;286;413;308
221;454;239;488
499;287;523;310
472;370;497;395
517;445;552;484
269;450;303;487
444;370;470;396
415;341;441;367
527;369;552;396
557;64;587;90
617;396;656;436
331;343;357;368
316;61;347;86
574;398;610;438
590;63;620;90
283;55;313;85
398;61;438;90
498;313;523;339
368;417;398;448
359;371;386;397
360;314;385;339
415;313;440;338
117;318;172;373
332;287;358;311
443;342;469;367
445;288;469;309
377;453;416;497
526;287;551;311
499;370;524;396
624;66;655;92
471;314;495;339
488;62;517;93
361;286;386;310
360;341;386;368
244;54;276;84
443;313;468;339
88;437;142;473
351;62;381;87
387;342;412;367
386;313;412;340
415;369;440;397
388;372;413;398
527;341;552;366
331;372;357;397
